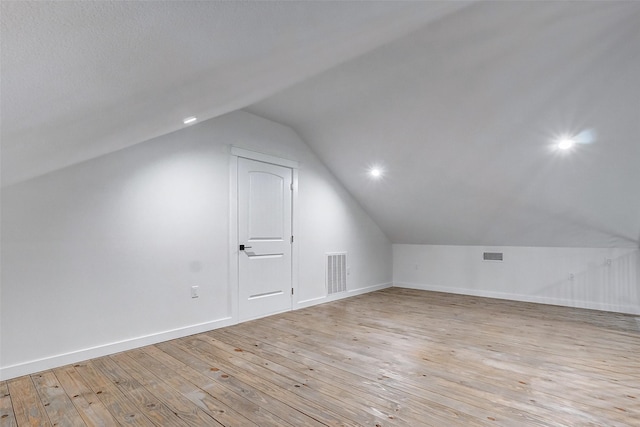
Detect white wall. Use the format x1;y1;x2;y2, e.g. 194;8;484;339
0;111;392;380
394;244;640;315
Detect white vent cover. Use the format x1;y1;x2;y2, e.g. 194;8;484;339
326;253;347;295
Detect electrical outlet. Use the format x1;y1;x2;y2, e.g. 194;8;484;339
191;285;199;298
605;258;612;266
569;273;575;281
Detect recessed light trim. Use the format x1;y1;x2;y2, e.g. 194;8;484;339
183;116;197;125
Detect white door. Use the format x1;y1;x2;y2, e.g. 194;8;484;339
238;157;293;321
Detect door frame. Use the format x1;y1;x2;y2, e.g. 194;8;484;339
229;146;299;324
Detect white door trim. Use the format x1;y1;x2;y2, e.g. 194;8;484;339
228;146;299;324
231;146;299;169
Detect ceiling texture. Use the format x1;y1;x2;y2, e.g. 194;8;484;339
2;1;639;248
1;0;465;186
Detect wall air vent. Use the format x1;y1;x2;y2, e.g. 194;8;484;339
326;253;347;295
483;252;504;261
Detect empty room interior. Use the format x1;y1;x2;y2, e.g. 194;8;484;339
1;1;640;426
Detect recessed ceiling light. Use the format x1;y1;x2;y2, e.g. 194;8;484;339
370;167;382;178
557;137;575;150
183;116;197;125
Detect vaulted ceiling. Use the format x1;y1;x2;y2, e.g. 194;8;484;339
1;0;464;186
2;1;639;248
249;1;640;247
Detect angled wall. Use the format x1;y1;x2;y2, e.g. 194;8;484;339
0;111;392;380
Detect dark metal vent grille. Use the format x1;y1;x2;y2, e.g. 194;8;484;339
483;252;504;261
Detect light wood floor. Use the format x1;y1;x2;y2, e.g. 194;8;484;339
2;288;639;426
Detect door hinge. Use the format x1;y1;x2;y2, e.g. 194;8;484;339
291;288;294;295
291;235;294;243
290;182;294;191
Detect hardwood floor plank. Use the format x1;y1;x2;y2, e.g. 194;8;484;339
127;347;259;427
156;340;329;427
176;335;398;427
146;343;301;427
234;306;637;425
110;352;224;426
346;294;640;374
267;309;640;417
52;365;120;427
302;290;640;375
211;328;492;426
232;319;549;426
89;356;189;427
74;361;156;426
314;301;628;361
199;330;475;427
3;288;639;426
0;381;18;427
308;302;636;422
31;371;86;427
6;376;52;427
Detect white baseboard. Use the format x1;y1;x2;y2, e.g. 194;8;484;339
0;317;234;381
394;282;640;315
1;282;393;380
296;282;392;309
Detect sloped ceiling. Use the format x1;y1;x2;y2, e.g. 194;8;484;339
2;1;639;248
0;0;466;186
248;1;640;248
